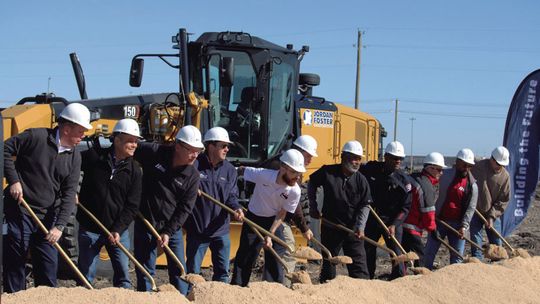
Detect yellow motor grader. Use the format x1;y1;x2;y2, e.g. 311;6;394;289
1;28;385;269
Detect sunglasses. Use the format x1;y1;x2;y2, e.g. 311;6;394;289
429;166;443;173
213;142;229;149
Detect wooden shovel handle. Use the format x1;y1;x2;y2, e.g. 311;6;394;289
77;202;158;291
136;213;186;276
474;209;515;252
20;198;93;290
436;219;482;250
200;191;294;252
368;205;408;255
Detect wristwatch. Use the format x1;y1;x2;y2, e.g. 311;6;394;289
55;225;65;232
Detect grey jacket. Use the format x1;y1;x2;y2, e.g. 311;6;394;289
435;168;478;230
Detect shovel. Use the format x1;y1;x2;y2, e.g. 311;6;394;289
136;214;206;285
320;218;415;264
436;218;508;261
247;220;312;285
200;191;322;261
367;206;419;262
310;237;353;265
20;198;93;289
474;210;531;258
77;201;158;291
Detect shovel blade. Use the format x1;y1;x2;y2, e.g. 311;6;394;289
484;244;509;261
183;273;206;285
285;270;312;284
328;256;353;265
293;246;323;260
512;248;532;259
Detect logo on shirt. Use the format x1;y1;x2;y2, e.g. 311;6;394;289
174;180;184;187
155;163;166;173
458;186;465;192
200;173;208;180
280;192;289;200
405;183;412;192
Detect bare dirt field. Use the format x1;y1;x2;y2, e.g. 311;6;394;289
3;194;539;303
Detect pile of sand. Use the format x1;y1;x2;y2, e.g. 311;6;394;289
4;257;539;304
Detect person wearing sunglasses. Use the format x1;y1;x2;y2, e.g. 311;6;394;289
469;146;510;260
402;152;446;267
185;127;244;283
424;148;478;269
361;141;412;280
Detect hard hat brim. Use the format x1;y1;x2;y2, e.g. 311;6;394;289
178;138;205;149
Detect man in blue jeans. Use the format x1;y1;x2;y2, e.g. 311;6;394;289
469;146;510;259
185;127;244;282
3;103;91;293
134;125;202;294
77;119;142;288
424;148;478;269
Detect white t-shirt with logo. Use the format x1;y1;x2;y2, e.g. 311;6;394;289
244;167;300;217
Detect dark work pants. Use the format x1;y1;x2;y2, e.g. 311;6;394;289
3;206;58;293
320;225;369;283
230;212;285;286
401;230;425;267
364;217;406;279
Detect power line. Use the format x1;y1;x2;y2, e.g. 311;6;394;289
398;110;505;119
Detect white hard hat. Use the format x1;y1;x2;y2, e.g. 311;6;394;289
59;103;93;130
423;152;446;168
203;127;232;143
342;140;364;157
491;146;509;166
279;149;306;173
293;135;318;157
456;148;475;165
113;118;142;138
176;125;204;149
385;141;406;158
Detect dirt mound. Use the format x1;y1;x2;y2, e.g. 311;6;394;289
188;256;540;304
3;257;540;303
2;286;189;304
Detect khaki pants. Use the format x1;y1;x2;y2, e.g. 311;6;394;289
281;223;297;273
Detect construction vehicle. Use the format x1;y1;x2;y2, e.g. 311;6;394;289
2;28;385;268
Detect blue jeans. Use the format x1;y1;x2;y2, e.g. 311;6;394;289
423;220;465;269
134;220;188;294
77;228;131;288
3;206;58;293
469;215;502;259
186;233;231;282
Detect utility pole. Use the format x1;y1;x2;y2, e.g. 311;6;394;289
354;29;362;110
47;77;51;95
410;117;416;173
393;99;399;141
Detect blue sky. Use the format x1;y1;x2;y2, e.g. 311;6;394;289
1;0;539;157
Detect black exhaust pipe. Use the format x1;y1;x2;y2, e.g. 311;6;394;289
69;53;88;100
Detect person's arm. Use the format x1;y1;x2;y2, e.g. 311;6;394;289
162;171;200;237
487;174;510;220
110;163;143;234
264;208;288;247
461;181;478;231
224;165;243;221
4;129;34;202
307;167;324;219
353;175;372;237
391;178;412;227
55;152;81;227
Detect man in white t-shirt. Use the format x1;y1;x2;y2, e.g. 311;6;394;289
230;149;305;286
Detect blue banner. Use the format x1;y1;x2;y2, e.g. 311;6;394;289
501;69;540;236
